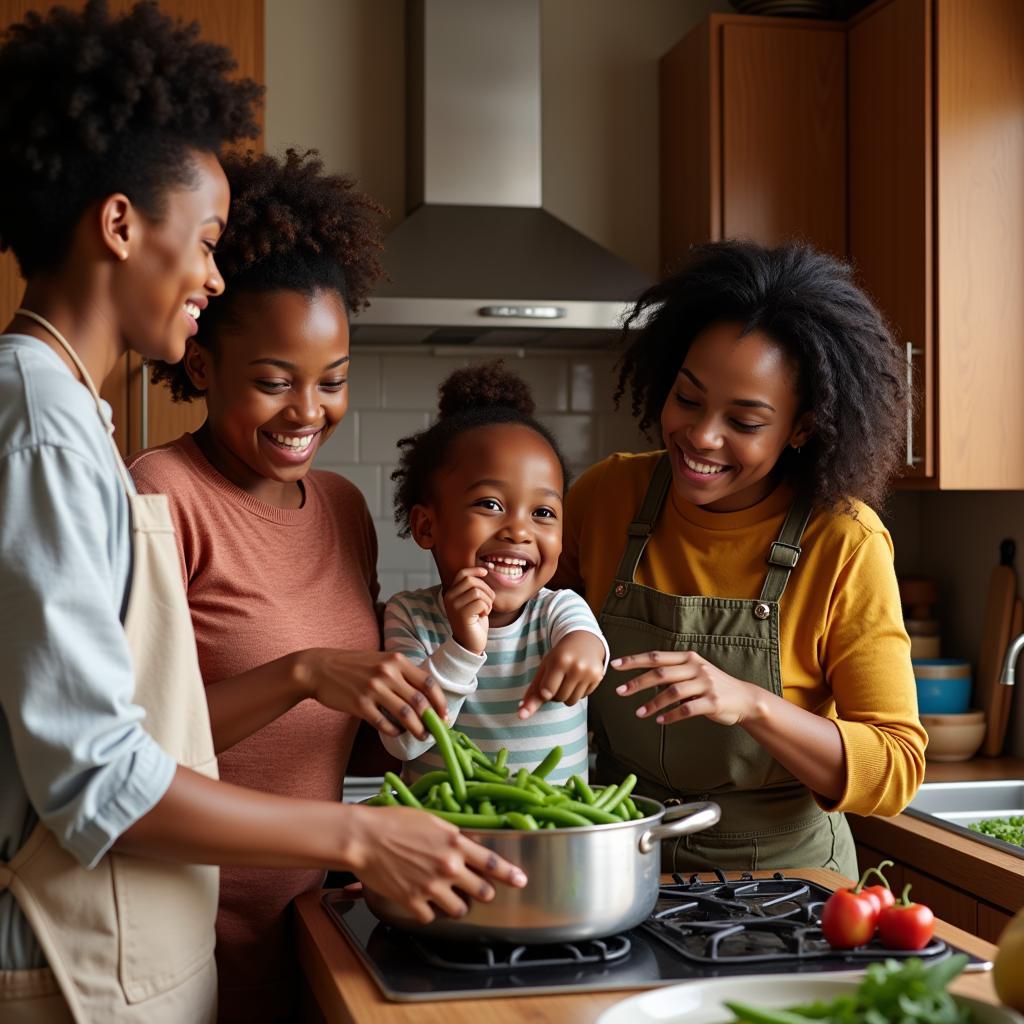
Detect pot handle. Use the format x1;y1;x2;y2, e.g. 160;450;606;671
638;801;720;854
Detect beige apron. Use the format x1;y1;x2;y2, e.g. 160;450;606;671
592;454;857;878
0;310;220;1023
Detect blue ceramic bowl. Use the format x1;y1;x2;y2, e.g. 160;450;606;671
915;676;971;714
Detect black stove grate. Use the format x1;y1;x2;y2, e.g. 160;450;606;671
406;932;632;973
643;870;949;965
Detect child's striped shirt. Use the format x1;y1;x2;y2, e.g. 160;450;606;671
381;586;608;784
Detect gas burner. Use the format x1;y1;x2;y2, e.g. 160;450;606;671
404;931;632;973
643;870;950;965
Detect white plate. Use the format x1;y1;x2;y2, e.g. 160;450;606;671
595;973;1024;1024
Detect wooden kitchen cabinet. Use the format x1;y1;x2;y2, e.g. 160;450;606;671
660;14;846;274
0;0;264;456
849;0;1024;488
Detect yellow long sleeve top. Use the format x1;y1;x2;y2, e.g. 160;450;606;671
557;451;926;818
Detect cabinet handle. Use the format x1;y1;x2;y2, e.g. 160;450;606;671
139;359;149;451
905;343;923;468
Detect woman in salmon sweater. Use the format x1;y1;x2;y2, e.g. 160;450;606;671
129;150;456;1022
555;240;926;880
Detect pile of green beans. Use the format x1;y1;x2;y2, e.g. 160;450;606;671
366;707;643;830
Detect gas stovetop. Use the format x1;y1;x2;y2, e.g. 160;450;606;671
322;871;991;1002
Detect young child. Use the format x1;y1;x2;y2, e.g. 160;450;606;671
382;362;608;784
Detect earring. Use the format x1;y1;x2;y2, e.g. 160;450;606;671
118;251;128;261
793;444;802;454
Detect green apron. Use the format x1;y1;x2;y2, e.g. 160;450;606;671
592;455;857;879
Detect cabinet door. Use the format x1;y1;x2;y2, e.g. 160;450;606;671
720;22;846;258
0;0;263;456
848;0;933;481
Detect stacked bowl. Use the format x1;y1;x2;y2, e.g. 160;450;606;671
913;659;985;761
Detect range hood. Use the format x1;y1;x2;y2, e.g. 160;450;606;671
351;0;652;347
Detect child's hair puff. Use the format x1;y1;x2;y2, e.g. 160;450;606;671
391;361;570;537
616;239;909;512
150;148;385;401
0;0;262;278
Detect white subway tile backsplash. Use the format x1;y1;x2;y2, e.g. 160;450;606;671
570;357;621;413
348;354;381;410
329;464;381;519
539;413;599;466
316;410;359;464
380;355;469;409
405;569;439;591
377;571;405;603
359;411;431;463
375;518;430;571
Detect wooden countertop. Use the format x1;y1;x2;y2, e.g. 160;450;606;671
294;870;1001;1024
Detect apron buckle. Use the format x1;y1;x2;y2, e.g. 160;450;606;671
753;601;771;620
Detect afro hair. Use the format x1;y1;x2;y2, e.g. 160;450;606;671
0;0;262;278
149;147;386;401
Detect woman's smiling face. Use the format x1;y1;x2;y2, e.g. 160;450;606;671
660;321;812;512
185;288;350;503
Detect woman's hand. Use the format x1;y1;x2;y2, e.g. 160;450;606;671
518;631;606;719
611;650;764;726
294;649;448;740
442;567;495;654
346;804;527;922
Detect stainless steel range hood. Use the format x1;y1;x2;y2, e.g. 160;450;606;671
351;0;651;347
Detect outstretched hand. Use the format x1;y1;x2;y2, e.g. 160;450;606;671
518;631;606;719
610;649;761;726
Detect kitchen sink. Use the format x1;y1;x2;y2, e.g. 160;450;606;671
905;780;1024;858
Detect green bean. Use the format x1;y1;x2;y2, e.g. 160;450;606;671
383;771;422;809
408;771;450;798
596;773;636;813
454;742;475;779
570;775;596;804
722;1003;818;1024
505;812;540;831
465;782;544;805
472;765;507;784
623;795;640;818
514;767;529;788
468;746;492;767
478;799;496;816
424;784;442;808
526;774;558;795
532;745;562;779
543;820;557;829
543;791;569;805
439;782;461;814
494;747;509;772
428;810;506;828
529;805;591;827
422;708;466;802
457;732;484;754
559;799;620;824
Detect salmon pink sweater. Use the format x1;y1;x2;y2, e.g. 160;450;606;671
129;433;380;1024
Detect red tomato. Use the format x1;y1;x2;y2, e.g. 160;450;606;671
820;859;895;950
877;884;935;951
821;888;879;949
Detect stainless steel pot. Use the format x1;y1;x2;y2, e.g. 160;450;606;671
363;797;720;943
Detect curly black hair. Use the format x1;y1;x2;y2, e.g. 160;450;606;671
149;148;386;401
391;361;571;538
0;0;262;278
615;240;909;512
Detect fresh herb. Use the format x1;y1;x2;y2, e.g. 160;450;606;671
969;815;1024;848
725;954;972;1023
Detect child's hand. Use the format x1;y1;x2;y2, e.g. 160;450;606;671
443;567;494;654
518;631;606;719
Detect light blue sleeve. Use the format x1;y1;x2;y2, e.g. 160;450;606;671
380;593;484;762
0;443;176;869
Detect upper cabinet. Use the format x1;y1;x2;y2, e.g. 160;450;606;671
850;0;1024;489
660;15;847;274
0;0;263;457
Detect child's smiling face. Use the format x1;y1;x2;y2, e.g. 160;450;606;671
660;321;813;512
184;288;350;501
411;423;564;627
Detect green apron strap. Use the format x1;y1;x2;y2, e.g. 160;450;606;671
759;492;815;603
612;454;673;583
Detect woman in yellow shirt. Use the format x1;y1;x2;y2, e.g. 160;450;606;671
556;240;925;878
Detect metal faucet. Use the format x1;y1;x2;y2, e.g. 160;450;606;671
1000;632;1024;685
